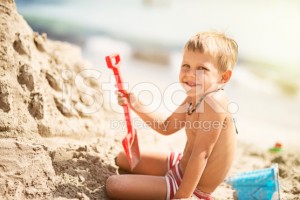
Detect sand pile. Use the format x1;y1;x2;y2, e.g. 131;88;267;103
0;137;121;200
0;0;121;199
0;0;112;138
0;138;56;199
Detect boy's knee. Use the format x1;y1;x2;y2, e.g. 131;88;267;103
116;151;126;167
106;175;119;198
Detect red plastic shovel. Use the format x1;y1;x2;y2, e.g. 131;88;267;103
105;54;140;170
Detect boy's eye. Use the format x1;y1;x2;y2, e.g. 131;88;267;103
181;64;190;70
197;66;207;71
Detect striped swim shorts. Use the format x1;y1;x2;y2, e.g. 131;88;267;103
164;152;212;200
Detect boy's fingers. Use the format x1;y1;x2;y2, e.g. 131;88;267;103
115;91;125;98
118;98;127;105
119;101;127;106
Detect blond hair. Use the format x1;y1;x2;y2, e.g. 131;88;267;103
184;31;238;72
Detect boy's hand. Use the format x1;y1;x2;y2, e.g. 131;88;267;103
115;88;137;107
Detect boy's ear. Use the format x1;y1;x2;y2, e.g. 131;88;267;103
221;70;232;83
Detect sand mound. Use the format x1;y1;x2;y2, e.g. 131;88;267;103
0;137;121;199
0;138;55;199
0;0;120;199
0;0;112;138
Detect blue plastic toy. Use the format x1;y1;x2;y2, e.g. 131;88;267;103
226;164;280;200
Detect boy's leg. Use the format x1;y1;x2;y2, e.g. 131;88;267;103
106;174;167;200
116;151;170;176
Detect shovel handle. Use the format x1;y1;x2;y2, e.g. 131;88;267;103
105;54;133;133
105;55;128;97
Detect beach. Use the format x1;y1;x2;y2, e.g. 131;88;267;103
1;0;300;199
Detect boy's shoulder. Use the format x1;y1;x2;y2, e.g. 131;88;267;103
200;90;230;116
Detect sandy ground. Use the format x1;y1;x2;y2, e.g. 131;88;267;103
0;0;300;199
1;130;299;199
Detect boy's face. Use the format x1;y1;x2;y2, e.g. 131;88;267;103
179;49;222;98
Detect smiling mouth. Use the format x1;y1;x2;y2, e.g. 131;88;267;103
184;82;200;87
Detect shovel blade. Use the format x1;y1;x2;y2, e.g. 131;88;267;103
122;129;140;171
105;54;121;70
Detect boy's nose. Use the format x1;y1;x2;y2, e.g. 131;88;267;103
185;69;196;77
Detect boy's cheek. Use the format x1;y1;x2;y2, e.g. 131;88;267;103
180;82;190;91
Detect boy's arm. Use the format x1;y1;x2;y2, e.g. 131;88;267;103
131;96;188;135
116;90;188;135
174;98;227;198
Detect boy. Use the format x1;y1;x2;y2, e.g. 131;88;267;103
106;31;238;200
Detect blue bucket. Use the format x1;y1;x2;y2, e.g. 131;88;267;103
226;164;280;200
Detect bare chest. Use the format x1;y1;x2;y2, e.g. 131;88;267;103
184;111;201;132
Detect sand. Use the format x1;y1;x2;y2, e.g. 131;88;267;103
0;0;299;199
